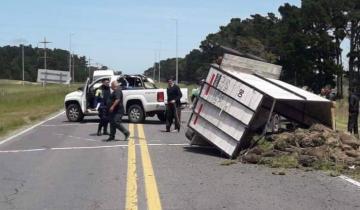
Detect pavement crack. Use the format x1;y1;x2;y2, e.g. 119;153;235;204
0;177;26;209
1;194;16;210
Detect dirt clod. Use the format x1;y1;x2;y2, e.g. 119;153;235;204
242;154;261;164
299;155;318;167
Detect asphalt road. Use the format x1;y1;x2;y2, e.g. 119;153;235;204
0;110;359;210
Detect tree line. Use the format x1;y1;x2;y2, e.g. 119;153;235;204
0;45;89;82
144;0;360;96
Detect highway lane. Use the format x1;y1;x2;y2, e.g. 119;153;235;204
0;111;359;210
0;114;128;210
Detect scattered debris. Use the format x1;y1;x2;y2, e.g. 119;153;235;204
329;171;341;177
220;159;238;166
240;124;360;179
272;171;286;176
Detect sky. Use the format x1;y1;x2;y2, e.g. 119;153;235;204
0;0;301;74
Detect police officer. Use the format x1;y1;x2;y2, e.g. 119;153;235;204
166;78;182;132
106;80;130;141
95;78;111;136
348;87;359;135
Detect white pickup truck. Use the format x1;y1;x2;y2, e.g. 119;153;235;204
64;74;188;123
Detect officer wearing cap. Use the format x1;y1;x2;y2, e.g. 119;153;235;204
166;78;182;132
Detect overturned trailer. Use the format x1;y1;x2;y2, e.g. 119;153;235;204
186;54;333;158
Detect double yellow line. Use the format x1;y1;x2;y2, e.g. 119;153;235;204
125;124;162;210
125;124;138;210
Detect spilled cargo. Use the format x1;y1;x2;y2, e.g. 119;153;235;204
186;54;333;158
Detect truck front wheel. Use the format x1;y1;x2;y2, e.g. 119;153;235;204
128;104;145;123
66;103;84;122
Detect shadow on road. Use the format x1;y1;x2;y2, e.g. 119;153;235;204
63;119;165;125
140;120;164;125
62;119;100;124
80;119;100;123
183;146;227;158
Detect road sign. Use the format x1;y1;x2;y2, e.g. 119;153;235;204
37;69;70;84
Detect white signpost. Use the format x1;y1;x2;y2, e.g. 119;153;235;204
37;69;70;84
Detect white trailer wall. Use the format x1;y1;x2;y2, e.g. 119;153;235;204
221;54;282;79
188;67;264;157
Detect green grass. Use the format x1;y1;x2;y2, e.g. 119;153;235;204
268;155;299;169
335;99;349;131
0;80;79;137
256;137;274;152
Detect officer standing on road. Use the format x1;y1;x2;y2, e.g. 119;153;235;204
106;80;130;141
166;78;182;132
96;78;111;136
348;87;359;136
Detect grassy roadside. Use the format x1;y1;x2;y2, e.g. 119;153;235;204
335;98;349;131
0;81;79;137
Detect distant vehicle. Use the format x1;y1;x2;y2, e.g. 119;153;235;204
64;74;188;123
92;70;115;81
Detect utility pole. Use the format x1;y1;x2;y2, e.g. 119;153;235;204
21;44;25;85
158;51;161;83
39;37;51;86
153;51;157;81
173;19;179;84
72;53;75;83
88;57;92;79
158;42;162;83
15;39;27;85
69;33;74;83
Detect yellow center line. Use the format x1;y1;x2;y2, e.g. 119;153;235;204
125;123;138;210
137;124;163;210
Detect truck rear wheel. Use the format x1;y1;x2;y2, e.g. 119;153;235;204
128;104;145;123
66;103;84;122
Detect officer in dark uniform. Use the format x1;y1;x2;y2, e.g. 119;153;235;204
348;87;359;135
96;78;111;136
166;78;182;132
106;80;130;141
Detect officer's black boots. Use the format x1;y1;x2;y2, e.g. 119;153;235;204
124;132;130;141
103;124;109;135
97;125;102;136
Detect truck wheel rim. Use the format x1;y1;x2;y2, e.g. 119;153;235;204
69;107;79;120
130;108;141;120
